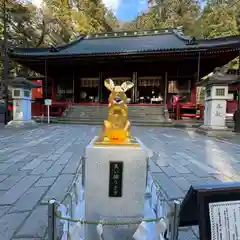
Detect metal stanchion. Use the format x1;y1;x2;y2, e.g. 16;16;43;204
48;199;57;240
81;156;85;187
145;157;149;187
169;200;181;240
234;89;240;133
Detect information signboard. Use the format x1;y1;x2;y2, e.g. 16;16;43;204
209;200;240;240
44;99;52;106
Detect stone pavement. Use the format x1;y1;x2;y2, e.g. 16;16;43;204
0;125;239;240
132;127;240;240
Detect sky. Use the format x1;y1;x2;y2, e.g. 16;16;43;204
30;0;148;21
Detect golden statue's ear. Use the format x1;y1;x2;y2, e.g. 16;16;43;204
104;78;115;91
121;81;134;92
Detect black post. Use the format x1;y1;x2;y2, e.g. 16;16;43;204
3;0;9;125
233;51;240;132
48;199;57;240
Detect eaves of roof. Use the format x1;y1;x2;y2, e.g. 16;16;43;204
8;28;240;59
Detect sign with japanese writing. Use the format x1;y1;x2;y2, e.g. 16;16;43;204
215;103;224;117
209;200;240;240
109;161;123;197
44;99;52;106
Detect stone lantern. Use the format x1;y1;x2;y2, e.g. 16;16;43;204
6;77;41;128
197;67;240;133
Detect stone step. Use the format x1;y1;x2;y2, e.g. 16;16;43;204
64;105;169;124
56;119;172;126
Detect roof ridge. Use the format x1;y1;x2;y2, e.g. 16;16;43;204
81;28;175;40
173;29;192;42
198;34;240;42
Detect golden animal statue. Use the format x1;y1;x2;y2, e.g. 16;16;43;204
94;78;139;146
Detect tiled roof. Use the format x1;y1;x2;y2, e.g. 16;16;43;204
8;28;240;58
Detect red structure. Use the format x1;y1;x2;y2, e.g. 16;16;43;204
8;28;240;119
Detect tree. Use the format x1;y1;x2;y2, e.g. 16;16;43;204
199;1;239;38
126;0;201;36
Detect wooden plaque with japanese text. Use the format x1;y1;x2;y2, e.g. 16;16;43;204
109;161;123;197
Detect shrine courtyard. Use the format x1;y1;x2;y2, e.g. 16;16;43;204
0;124;239;240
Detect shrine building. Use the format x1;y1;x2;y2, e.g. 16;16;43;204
8;28;240;121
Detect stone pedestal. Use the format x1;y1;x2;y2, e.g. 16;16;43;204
6;77;40;128
84;137;149;240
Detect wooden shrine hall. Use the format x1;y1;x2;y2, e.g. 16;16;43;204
8;28;240;120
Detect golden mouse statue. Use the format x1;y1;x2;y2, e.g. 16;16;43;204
95;78;138;146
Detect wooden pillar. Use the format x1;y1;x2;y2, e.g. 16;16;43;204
98;72;103;103
164;72;168;110
192;52;201;105
132;72;138;103
238;50;240;76
44;60;48;99
51;78;56;101
72;73;75;103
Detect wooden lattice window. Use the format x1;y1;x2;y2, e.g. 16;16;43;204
24;90;30;97
13;90;20;97
215;88;225;96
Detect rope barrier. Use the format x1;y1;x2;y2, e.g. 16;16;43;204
55;211;164;226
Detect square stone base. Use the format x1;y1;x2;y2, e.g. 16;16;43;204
84;136;150;240
196;125;235;137
5;120;38;129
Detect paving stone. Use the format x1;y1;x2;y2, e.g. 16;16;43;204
0;175;24;190
181;174;205;185
43;162;64;177
0;206;10;218
212;173;233;181
62;155;82;174
6;152;29;164
34;177;56;187
15;205;48;238
9;186;48;213
56;152;73;165
148;159;162;172
42;174;75;203
0;175;40;205
23;154;41;163
4;162;29;175
151;172;184;200
30;161;53;175
170;162;191;174
171;177;191;191
45;154;61;161
192;226;199;238
0;163;14;173
55;142;73;154
185;164;211;177
0;151;22;162
155;157;170;167
200;176;221;184
0;212;29;240
178;227;199;240
0;175;8;182
21;156;45;171
160;166;182;177
171;155;190;166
